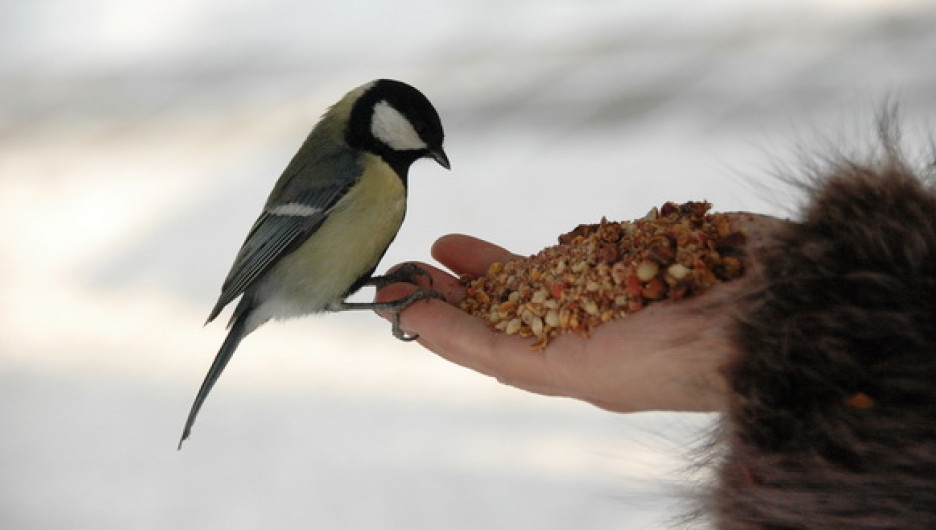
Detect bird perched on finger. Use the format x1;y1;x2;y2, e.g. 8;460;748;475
179;79;450;448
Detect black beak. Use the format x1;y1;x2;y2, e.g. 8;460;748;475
429;147;450;170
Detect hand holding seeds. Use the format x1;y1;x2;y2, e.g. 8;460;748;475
375;211;783;413
461;202;751;349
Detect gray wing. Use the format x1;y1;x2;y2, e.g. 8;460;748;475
206;144;362;324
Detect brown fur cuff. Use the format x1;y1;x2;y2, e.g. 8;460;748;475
714;151;936;528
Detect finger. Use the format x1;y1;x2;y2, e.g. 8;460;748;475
376;281;571;397
726;212;786;232
722;212;787;249
431;234;521;277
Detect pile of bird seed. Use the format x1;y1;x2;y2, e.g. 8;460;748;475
459;201;747;348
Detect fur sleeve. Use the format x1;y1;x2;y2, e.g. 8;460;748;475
711;147;936;528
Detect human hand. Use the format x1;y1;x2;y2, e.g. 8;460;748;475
376;214;782;413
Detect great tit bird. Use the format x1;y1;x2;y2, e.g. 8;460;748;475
179;79;450;447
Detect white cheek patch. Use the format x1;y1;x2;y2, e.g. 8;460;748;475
268;203;322;216
370;100;428;151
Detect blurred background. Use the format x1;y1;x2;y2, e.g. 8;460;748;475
2;0;935;528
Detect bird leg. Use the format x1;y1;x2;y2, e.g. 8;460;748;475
334;288;445;341
338;263;441;340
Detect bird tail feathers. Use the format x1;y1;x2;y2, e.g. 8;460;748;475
178;301;252;449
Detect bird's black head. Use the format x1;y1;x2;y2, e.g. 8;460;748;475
346;79;449;180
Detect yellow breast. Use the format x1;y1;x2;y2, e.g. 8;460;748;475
263;154;406;315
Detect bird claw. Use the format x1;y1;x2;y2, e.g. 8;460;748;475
334;267;443;340
387;288;446;341
368;262;433;289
